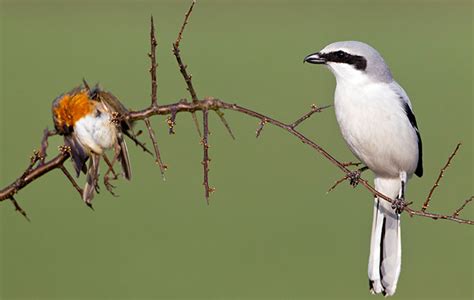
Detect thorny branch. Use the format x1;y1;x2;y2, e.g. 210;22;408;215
0;2;472;225
201;109;214;203
143;17;166;177
172;0;201;137
422;143;461;212
60;165;83;197
172;0;234;140
453;197;473;218
9;196;29;221
290;104;332;129
144;117;166;178
149;16;159;108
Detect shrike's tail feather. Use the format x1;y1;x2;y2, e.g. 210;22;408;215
368;177;402;297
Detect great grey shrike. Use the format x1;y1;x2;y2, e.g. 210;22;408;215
304;41;423;296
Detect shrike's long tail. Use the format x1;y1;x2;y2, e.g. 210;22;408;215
368;177;402;297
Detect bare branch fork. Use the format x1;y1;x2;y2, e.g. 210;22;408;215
0;2;472;225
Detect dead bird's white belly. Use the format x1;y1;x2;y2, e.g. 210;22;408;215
74;113;117;154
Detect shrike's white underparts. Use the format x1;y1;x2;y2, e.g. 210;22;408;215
304;41;423;296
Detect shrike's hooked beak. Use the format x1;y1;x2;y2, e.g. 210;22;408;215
303;52;326;64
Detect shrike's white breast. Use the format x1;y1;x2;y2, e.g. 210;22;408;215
334;80;419;177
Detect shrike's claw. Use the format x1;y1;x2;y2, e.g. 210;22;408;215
349;166;368;187
327;166;368;193
392;197;406;214
348;170;361;187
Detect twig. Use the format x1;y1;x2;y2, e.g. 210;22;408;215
327;175;349;194
453;196;473;218
175;0;196;50
256;119;267;138
149;15;158;107
144;118;166;179
172;0;201;137
123;131;153;155
0;148;70;201
291;104;332;128
215;109;235;140
201;109;214;203
28;150;41;173
422;143;461;212
59;165;83;197
9;196;30;221
405;207;473;224
167;107;177;134
38;128;56;165
341;161;362;167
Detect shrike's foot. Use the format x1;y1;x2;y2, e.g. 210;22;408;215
348;166;368;187
348;170;361;187
327;166;368;193
392;196;406;214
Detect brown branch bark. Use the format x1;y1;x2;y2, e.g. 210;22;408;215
60;165;83;197
0;148;70;201
127;98;473;225
172;0;201;137
453;196;473;218
291;104;332;129
201;109;213;203
149;15;158;108
9;196;30;221
3;96;470;224
144;118;166;178
422;143;461;212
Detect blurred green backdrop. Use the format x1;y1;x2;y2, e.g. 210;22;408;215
1;1;472;299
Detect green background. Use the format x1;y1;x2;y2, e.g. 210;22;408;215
1;1;472;299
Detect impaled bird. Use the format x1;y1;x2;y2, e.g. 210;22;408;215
52;82;132;206
304;41;423;296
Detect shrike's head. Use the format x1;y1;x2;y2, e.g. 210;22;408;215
304;41;393;84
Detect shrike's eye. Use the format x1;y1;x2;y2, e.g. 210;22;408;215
337;51;346;58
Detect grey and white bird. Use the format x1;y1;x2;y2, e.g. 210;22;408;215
304;41;423;296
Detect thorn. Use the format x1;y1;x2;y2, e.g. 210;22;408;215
256;119;267;138
191;112;202;137
215;110;236;140
9;197;30;221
